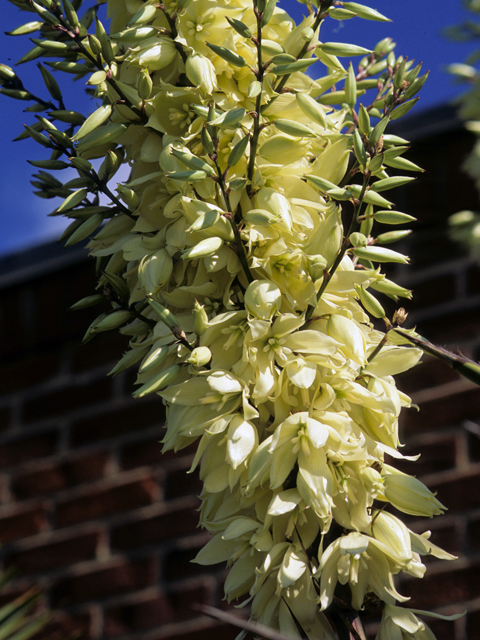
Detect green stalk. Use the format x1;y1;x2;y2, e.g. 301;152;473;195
247;9;265;187
214;156;254;284
303;173;370;326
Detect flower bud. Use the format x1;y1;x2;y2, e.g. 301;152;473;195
188;346;212;366
327;313;366;365
193;301;208;336
94;309;133;332
186;53;217;94
384;472;446;517
136;69;153;100
182;237;224;261
371;511;412;562
244;280;282;320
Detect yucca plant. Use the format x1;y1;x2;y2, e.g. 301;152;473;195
0;0;476;638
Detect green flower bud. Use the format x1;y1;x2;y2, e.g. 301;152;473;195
355;284;385;318
64;212;103;246
351;245;409;264
370;278;412;300
227;136;250;167
383;471;446;517
206;42;246;68
193;301;208;336
343;2;390;22
376;230;412;245
273;119;315;137
49;110;85;126
70;294;104;310
147;299;180;330
5;21;43;36
391;98;419;120
188;346;212;366
94;309;133;333
271;58;317;75
133;364;181;398
225;17;252;38
248;81;262;98
139;346;170;373
109;345;149;376
182;237;224;261
374;210;416;225
371;176;415;192
137;69;153;100
186;52;217;94
296;93;327;127
128;4;157;25
319;42;371;57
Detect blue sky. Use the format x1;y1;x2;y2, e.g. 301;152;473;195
0;0;477;257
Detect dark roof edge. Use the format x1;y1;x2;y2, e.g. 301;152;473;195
0;241;88;290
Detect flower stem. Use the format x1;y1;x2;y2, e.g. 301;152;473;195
247;10;265;189
303;173;371;326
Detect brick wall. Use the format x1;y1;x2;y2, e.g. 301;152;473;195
0;104;479;640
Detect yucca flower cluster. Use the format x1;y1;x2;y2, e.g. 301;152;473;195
0;0;464;637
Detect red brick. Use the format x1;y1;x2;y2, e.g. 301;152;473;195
120;440;196;470
104;584;211;637
120;437;166;470
22;378;112;423
111;504;199;550
31;263;99;347
425;523;463;557
467;515;480;550
32;611;92;640
12;452;110;499
0;506;48;543
0;350;61;397
5;531;100;573
150;621;240;640
402;560;480;608
50;558;155;606
467;609;480;640
163;544;216;582
467;264;480;296
408;274;457;311
390;434;458;478
434;467;480;512
401;386;480;436
164;468;202;501
71;331;128;373
415;304;480;343
0;287;29;357
0;430;58;468
397;356;460;396
70;400;164;447
56;476;158;528
424;618;457;640
468;430;480;463
0;406;11;432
